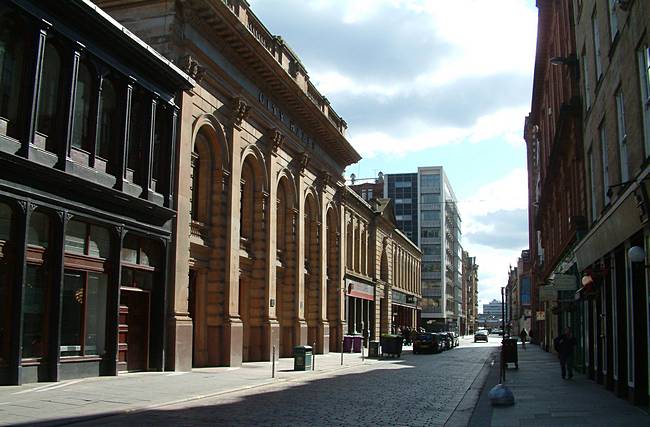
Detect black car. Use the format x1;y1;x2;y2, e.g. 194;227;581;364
474;330;489;342
446;331;460;347
413;333;442;354
437;333;451;350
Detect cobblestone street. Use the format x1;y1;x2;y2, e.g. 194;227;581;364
81;341;496;427
1;338;497;426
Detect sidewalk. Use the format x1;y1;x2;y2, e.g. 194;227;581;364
472;343;650;426
0;350;379;426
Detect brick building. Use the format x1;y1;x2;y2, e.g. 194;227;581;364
524;0;586;357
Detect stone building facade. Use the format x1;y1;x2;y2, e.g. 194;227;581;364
461;251;478;335
342;190;422;340
571;0;649;406
95;0;367;370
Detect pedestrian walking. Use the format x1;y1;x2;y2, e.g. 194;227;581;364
519;328;528;350
554;327;577;379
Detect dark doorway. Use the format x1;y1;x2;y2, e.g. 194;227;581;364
118;289;150;372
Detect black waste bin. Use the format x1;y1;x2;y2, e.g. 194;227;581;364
502;338;518;369
368;340;380;358
294;345;313;371
380;334;403;358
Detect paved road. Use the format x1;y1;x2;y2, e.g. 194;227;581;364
69;339;497;427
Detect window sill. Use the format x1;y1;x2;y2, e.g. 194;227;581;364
60;356;103;363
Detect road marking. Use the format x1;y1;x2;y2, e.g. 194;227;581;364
12;383;60;395
34;379;85;393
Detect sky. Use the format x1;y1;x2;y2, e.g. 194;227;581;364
249;0;538;310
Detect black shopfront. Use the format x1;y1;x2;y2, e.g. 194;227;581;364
0;0;192;385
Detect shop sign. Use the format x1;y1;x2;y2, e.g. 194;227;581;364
536;311;545;321
551;274;578;290
540;286;557;301
346;279;374;300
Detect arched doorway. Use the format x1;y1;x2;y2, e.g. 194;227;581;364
304;192;320;350
239;152;267;362
189;124;228;367
276;175;297;357
326;206;340;351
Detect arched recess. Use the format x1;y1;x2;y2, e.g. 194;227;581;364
326;204;341;351
276;173;297;357
188;121;230;368
303;190;320;349
239;150;268;362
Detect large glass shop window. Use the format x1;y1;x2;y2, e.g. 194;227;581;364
0;202;12;365
60;220;110;357
60;271;107;356
0;6;26;139
22;211;50;359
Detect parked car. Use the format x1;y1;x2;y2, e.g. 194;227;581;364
492;328;504;336
437;333;451;350
413;333;442;354
474;330;489;342
446;331;460;347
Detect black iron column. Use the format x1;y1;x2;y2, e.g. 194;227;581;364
103;225;124;376
9;201;34;385
47;210;70;382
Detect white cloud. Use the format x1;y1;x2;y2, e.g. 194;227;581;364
461;169;529;311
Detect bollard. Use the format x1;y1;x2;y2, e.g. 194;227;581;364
272;345;276;378
312;342;316;370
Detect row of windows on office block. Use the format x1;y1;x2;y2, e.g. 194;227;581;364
0;5;173;191
0;202;161;364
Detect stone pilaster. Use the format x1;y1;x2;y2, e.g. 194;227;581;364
167;90;194;372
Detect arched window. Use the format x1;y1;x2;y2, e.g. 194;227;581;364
72;61;95;152
36;40;63;152
191;131;212;223
97;77;117;161
0;6;26;139
240;161;255;242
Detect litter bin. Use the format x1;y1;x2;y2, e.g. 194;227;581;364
294;345;313;371
502;338;518;369
352;335;363;353
368;340;380;358
380;334;403;358
343;335;354;353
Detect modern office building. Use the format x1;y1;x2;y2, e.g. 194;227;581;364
384;167;462;332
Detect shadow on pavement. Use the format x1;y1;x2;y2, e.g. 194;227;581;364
14;345;494;427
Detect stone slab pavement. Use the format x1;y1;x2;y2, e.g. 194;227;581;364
0;335;495;426
0;349;375;426
469;342;650;427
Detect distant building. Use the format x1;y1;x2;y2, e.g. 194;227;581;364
384;167;462;332
462;251;479;334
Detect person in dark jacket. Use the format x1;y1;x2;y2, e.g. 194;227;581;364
554;327;577;379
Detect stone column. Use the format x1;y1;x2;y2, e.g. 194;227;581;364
264;131;281;361
223;97;248;367
339;206;347;339
317;186;329;353
166;91;193;372
294;162;307;346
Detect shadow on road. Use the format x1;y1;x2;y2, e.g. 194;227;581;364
15;345;495;427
